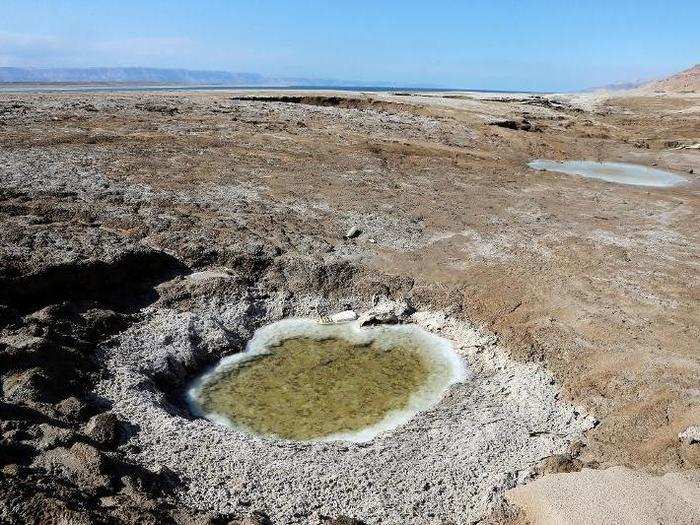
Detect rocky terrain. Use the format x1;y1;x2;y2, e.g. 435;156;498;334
0;84;698;523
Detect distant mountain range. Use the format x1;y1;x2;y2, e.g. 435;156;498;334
583;79;648;92
0;67;263;84
0;67;371;87
3;65;698;93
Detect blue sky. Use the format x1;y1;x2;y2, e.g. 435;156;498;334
1;0;698;90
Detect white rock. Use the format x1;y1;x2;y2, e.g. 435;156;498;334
358;298;412;326
679;426;700;444
328;310;358;323
345;226;362;239
186;268;231;282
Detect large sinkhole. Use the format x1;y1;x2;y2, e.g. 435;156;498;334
187;319;467;442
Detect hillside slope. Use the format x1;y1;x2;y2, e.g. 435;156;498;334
638;64;700;93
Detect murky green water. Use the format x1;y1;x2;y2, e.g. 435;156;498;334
188;319;467;442
196;337;437;440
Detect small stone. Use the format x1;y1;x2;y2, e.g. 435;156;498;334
37;442;114;490
35;423;76;451
3;367;49;403
82;309;129;339
345;226;362;239
84;411;122;448
358;310;398;326
358;299;412;326
678;425;700;445
55;396;89;420
1;464;20;477
534;453;583;475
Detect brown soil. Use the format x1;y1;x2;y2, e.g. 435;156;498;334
1;87;698;522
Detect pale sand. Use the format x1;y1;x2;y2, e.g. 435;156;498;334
506;466;700;525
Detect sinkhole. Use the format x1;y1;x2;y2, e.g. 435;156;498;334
187;319;467;442
528;159;686;187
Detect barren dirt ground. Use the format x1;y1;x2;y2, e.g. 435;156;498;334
0;88;698;523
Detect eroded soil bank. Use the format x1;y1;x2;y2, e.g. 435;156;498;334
1;88;698;523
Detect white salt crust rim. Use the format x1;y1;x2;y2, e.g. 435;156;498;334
186;319;470;443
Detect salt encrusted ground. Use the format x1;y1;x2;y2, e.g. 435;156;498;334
1;87;697;523
97;296;595;524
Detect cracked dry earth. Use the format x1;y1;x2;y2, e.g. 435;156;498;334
0;88;698;524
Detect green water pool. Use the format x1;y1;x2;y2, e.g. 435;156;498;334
188;319;466;442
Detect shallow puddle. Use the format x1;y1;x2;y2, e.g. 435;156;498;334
188;319;466;442
528;159;686;187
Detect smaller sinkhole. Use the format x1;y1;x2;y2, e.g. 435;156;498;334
187;319;467;442
529;159;687;187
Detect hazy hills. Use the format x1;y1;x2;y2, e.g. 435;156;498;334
2;65;698;93
587;64;700;94
0;67;346;86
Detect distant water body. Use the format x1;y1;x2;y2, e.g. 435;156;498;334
0;83;546;94
529;160;687;187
